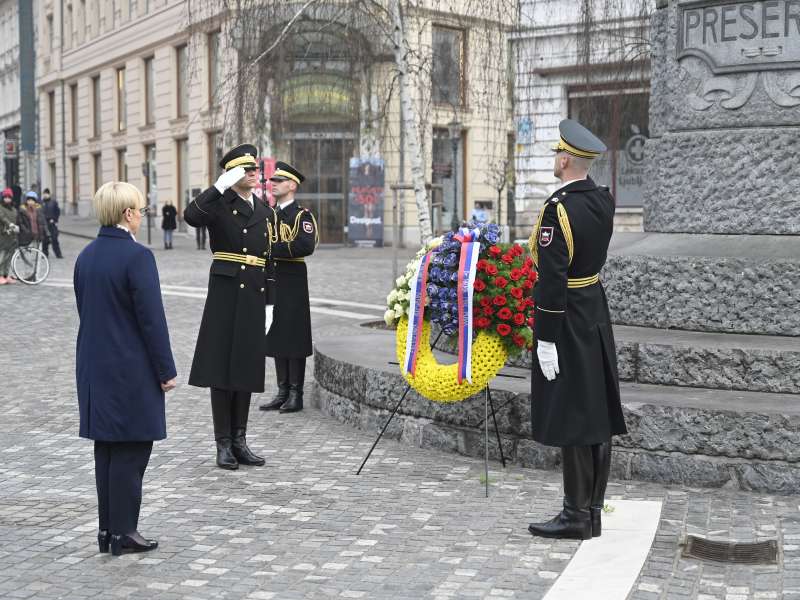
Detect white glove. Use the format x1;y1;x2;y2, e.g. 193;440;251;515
10;223;19;233
214;166;246;194
537;340;560;381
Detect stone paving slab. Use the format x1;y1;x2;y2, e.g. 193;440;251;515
0;233;797;599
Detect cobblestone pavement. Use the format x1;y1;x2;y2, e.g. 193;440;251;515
0;224;797;599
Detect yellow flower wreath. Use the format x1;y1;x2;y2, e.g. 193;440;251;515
395;316;509;403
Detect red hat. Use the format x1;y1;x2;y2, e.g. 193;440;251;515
2;188;12;198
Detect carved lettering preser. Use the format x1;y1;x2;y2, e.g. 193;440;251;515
678;0;800;72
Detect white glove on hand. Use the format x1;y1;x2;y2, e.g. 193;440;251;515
10;223;19;233
537;341;560;381
214;166;246;194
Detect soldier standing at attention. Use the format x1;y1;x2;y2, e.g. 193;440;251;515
184;144;274;470
259;162;318;414
527;119;627;540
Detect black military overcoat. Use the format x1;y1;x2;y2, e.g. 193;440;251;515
265;201;317;358
529;177;627;447
184;187;275;392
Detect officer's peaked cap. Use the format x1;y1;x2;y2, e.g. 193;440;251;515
220;144;258;171
270;161;305;185
552;119;607;159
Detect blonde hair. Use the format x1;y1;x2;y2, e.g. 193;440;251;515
93;181;145;227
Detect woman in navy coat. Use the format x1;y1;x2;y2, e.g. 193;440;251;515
74;181;177;556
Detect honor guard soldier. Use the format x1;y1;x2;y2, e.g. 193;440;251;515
259;161;318;414
527;120;627;540
184;144;274;470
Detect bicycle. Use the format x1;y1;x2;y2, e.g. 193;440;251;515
12;241;50;285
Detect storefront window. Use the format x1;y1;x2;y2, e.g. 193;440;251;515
568;88;649;207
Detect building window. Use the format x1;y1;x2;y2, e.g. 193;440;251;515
92;75;102;137
92;153;102;193
568;86;649;207
207;131;224;184
116;67;126;131
69;83;79;143
208;31;221;108
117;148;127;181
48;162;57;196
432;26;466;107
47;91;56;148
176;45;188;117
432;128;466;227
65;4;73;49
176;138;189;212
143;144;156;206
71;157;80;207
46;14;54;52
144;56;155;125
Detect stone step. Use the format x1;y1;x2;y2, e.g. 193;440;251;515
313;330;800;494
602;232;800;336
500;324;800;394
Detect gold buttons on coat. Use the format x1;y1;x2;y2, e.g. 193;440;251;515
242;247;247;252
240;283;245;289
233;210;238;215
243;228;247;234
260;287;265;292
241;265;245;270
263;252;267;256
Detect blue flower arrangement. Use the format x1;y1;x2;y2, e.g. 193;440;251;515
425;221;502;335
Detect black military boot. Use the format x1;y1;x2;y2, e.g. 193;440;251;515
211;389;238;470
590;441;612;537
279;384;304;413
528;446;593;540
231;392;265;466
260;359;290;411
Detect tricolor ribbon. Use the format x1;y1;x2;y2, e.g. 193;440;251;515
453;227;482;384
403;251;433;376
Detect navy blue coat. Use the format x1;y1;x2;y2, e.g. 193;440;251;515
74;227;177;441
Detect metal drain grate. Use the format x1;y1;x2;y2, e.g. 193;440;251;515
682;535;778;564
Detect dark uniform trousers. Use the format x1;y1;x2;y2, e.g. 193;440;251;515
94;441;153;535
263;200;317;412
184;186;275;465
529;177;626;538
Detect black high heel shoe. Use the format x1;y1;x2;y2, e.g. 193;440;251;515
110;533;159;556
98;530;110;553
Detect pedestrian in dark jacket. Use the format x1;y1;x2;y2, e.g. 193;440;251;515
74;181;177;556
162;201;177;249
41;188;63;258
21;192;49;247
0;189;19;284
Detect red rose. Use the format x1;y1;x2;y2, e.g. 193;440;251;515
483;306;494;316
513;245;524;256
527;317;535;327
497;307;513;320
513;334;526;348
496;324;512;336
489;245;502;257
509;268;522;281
492;295;507;306
521;265;530;276
522;279;534;290
474;278;486;292
510;287;523;300
524;257;534;268
501;254;514;264
513;312;526;326
479;297;491;308
493;276;508;288
486;263;498;276
476;259;488;271
516;300;527;312
475;316;491;329
525;297;535;307
528;271;538;284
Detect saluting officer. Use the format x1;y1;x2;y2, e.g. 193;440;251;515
527;120;627;541
184;144;274;470
259;162;318;414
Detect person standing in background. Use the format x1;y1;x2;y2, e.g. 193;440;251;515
41;188;63;259
162;200;177;250
0;189;19;285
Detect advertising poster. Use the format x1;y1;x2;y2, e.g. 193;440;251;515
348;157;384;247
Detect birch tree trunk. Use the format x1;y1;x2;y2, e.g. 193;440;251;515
390;0;433;244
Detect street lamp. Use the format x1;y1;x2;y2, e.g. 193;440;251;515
447;120;462;231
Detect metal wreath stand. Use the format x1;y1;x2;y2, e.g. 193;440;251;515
356;330;524;498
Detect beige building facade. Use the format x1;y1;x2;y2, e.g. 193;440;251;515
38;0;515;245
